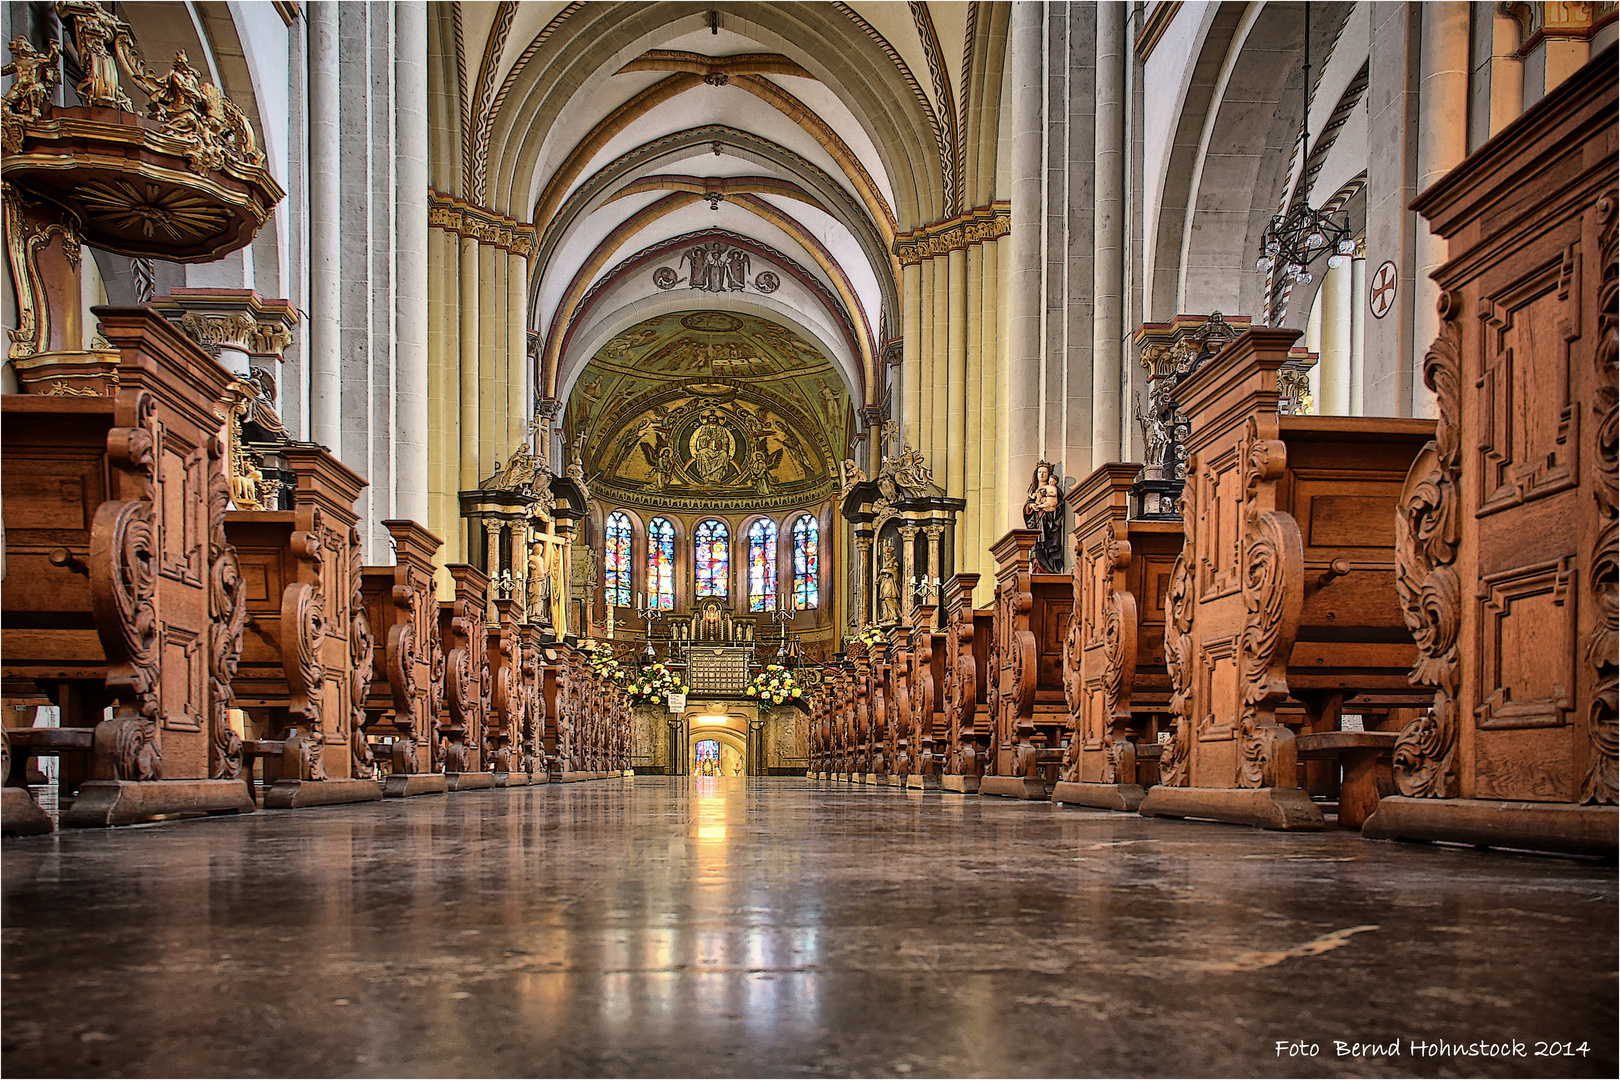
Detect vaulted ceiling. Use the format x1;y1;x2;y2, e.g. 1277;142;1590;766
429;1;990;418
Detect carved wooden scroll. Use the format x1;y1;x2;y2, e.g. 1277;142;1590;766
280;515;328;781
206;434;246;780
912;614;938;782
941;574;981;782
1392;295;1464;798
1059;464;1149;800
366;520;443;776
869;641;888;777
89;388;162;780
989;531;1039;784
890;630;912;780
348;527;375;777
1586;193;1618;805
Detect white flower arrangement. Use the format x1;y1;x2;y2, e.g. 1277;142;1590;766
745;663;805;708
577;638;624;681
625;661;689;707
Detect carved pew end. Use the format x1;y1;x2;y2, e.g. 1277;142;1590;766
1136;785;1325;831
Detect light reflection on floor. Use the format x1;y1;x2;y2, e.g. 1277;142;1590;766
1;777;1615;1079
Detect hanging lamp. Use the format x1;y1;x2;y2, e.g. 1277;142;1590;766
1255;2;1354;286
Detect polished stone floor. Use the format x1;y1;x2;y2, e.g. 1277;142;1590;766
2;778;1615;1079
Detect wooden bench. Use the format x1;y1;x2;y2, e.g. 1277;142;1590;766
1364;50;1616;857
357;520;448;797
980;532;1067;799
938;575;994;794
3;308;260;828
226;445;380;809
1051;465;1191;811
439;564;495;790
1135;328;1435;830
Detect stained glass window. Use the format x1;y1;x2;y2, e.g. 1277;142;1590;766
694;519;729;598
647;517;675;609
604;511;632;607
747;519;778;611
792;514;819;609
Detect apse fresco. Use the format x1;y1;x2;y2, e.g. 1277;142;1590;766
568;312;848;513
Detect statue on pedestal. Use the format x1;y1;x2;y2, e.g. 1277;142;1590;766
876;546;901;625
1024;460;1064;573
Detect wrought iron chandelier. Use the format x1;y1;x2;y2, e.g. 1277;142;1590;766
1256;2;1355;286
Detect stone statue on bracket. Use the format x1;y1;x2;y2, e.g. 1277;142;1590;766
1023;460;1064;573
876;545;901;625
527;542;553;629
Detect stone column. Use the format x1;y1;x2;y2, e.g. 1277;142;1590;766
307;0;342;446
1320;259;1353;415
1362;3;1420;416
854;532;873;628
507;252;529;451
901;261;923;455
924;524;945;597
1005;0;1044;533
1413;1;1470;419
946;247;968;502
899;523;919;620
1349;248;1366;415
963;242;982;574
1092;0;1124;463
394;0;429;523
459;237;480;491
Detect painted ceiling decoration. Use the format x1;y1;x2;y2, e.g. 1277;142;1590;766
567;311;846;514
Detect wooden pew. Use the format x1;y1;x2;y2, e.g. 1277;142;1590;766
486;599;531;786
866;638;891;784
226;445;380;808
358;520;448;797
3;308;259;828
1052;464;1181;811
1136;328;1435;830
1365;49;1617;856
904;605;944;790
885;628;913;787
981;532;1070;799
535;640;564;782
439;564;495;790
939;575;994;794
857;644;879;784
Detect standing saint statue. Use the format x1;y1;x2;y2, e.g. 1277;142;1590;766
527;543;554;628
1023;460;1064;573
876;546;901;625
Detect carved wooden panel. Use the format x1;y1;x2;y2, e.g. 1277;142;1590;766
1407;48;1615;808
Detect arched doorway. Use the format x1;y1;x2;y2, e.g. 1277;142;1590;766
671;705;758;776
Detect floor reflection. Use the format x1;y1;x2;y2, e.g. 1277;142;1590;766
1;778;1614;1079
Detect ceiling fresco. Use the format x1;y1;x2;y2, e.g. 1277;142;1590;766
567;311;852;513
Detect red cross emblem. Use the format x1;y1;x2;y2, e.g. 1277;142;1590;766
1369;260;1397;319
